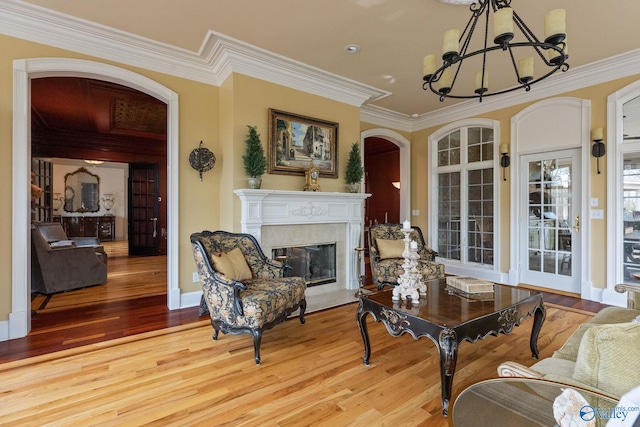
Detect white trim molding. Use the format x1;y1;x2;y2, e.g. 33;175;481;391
8;58;181;341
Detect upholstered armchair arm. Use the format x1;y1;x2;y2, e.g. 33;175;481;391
615;283;640;309
369;245;380;263
497;361;545;379
192;242;247;317
418;246;438;262
254;258;287;279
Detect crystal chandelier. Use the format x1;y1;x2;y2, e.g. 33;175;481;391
423;0;569;102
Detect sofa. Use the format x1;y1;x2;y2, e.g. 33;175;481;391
498;285;640;401
31;222;108;294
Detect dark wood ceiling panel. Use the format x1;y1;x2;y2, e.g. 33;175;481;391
31;77;167;161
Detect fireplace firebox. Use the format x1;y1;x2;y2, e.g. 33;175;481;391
272;243;337;287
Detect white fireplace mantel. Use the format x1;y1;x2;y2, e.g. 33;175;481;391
234;189;370;290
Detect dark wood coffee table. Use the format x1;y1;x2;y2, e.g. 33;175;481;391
356;279;545;417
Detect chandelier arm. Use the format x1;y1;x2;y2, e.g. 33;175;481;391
423;0;569;102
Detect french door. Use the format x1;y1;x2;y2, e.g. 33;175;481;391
519;149;581;293
128;163;159;256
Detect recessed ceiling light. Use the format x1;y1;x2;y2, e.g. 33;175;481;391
344;44;361;54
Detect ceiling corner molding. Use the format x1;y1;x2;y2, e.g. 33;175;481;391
200;31;391;107
0;0;389;108
360;105;414;132
0;0;216;85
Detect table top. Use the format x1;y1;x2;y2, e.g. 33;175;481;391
451;378;618;427
362;279;541;328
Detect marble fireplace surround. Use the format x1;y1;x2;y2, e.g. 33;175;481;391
234;189;370;311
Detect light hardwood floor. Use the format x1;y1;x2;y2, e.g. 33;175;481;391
1;301;593;426
8;241;608;425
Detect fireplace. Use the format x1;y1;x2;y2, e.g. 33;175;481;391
234;189;369;307
273;243;337;287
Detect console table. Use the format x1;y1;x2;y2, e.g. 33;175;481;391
356;279;545;417
61;216;115;242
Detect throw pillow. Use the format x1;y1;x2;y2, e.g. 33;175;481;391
376;238;405;259
572;322;640;399
211;247;252;281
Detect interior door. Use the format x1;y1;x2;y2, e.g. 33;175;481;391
519;149;581;293
128;163;159;256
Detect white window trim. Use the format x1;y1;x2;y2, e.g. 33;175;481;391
428;118;504;283
604;79;640;307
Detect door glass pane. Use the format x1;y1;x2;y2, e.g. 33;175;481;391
437;171;461;260
622;154;640;280
527;157;572;276
468;167;494;264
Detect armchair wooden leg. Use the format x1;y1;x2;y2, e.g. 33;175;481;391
211;320;220;340
251;329;263;365
299;299;307;324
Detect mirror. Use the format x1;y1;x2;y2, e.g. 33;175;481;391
64;167;100;213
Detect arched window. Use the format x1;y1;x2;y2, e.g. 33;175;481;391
429;120;500;272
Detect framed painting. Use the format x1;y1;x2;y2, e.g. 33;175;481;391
268;109;338;177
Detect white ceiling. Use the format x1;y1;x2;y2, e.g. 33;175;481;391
16;0;640;119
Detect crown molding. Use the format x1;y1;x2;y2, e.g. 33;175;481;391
0;0;389;108
200;31;390;107
360;105;414;133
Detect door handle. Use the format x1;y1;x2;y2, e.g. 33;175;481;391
573;214;580;233
151;217;158;238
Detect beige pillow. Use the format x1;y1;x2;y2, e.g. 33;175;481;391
376;238;405;259
211;247;252;281
572;322;640;398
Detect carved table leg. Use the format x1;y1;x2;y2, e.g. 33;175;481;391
356;304;371;366
438;328;458;417
529;301;546;359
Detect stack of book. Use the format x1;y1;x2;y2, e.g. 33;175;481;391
445;276;495;294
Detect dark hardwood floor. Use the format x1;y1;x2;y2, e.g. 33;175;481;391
0;250;612;365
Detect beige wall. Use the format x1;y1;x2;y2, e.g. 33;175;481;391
2;32;639;325
0;35;363;323
407;75;640;288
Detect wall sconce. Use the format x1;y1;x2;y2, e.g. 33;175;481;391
500;144;510;181
189;141;216;181
392;181;400;190
591;127;605;174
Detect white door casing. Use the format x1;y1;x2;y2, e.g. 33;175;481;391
9;58;180;340
509;97;592;299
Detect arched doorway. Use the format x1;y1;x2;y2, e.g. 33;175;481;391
11;58;180;339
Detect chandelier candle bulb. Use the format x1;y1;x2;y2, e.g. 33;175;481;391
442;28;460;59
544;9;566;44
549;39;568;64
517;57;534;83
475;71;488;93
493;7;514;44
423;54;437;78
439;68;453;93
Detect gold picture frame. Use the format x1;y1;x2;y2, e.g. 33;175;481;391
268;108;338;177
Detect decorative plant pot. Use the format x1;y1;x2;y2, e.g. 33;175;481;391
347;183;360;193
248;176;262;189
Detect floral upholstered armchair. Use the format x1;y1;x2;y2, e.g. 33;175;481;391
368;223;445;290
191;230;307;364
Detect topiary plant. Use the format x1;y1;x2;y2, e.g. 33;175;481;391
243;125;267;178
345;142;364;184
